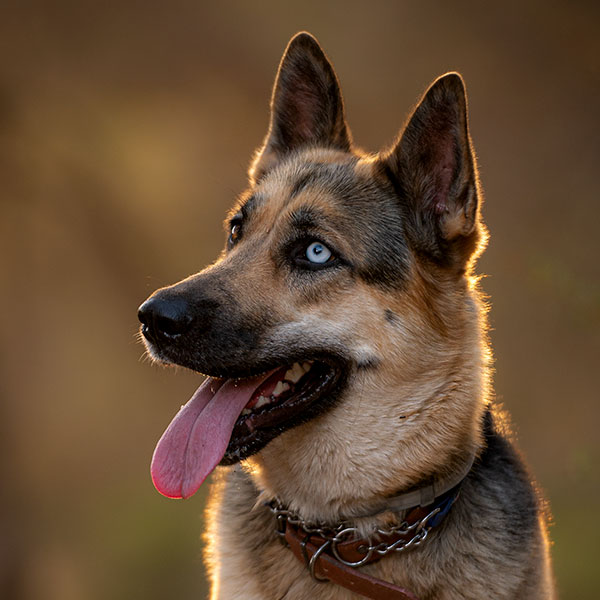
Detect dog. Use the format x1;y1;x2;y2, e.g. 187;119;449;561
138;32;556;600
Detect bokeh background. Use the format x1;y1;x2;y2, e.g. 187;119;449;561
1;1;598;598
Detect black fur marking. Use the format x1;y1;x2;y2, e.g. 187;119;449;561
356;356;380;371
335;182;411;290
272;205;348;275
465;409;541;546
289;171;315;198
142;271;277;377
280;159;412;289
240;195;260;219
288;205;328;230
288;162;345;201
384;308;399;325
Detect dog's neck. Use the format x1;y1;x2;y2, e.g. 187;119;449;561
252;443;478;529
264;447;475;527
246;364;487;529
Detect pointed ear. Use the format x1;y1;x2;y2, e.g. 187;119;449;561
380;73;482;268
250;32;352;182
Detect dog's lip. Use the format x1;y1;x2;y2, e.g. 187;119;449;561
234;360;332;428
190;357;342;429
220;357;347;464
194;354;346;382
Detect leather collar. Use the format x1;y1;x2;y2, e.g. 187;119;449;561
268;454;474;600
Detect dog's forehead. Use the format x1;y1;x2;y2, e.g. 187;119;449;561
246;151;393;226
255;154;357;211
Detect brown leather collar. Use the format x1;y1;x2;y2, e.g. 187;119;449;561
284;521;419;599
270;482;464;599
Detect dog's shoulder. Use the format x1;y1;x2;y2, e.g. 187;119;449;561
470;407;542;523
439;407;554;598
387;408;554;600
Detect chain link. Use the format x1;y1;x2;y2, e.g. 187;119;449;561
268;500;440;569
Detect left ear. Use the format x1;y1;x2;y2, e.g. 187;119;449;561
380;73;481;268
250;32;352;183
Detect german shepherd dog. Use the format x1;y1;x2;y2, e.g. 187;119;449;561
138;32;555;599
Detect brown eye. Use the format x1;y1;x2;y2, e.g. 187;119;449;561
229;222;241;246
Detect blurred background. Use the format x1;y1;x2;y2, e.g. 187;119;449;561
0;1;598;598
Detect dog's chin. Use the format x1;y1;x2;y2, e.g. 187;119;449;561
144;334;350;464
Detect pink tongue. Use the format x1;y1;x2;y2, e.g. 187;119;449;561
151;373;272;499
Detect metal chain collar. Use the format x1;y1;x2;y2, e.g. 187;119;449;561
267;500;441;569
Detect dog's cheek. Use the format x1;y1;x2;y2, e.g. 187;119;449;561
268;283;385;366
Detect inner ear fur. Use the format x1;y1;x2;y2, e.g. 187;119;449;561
380;73;482;269
250;32;352;182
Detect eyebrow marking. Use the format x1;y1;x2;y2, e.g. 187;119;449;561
288;206;329;230
289;172;316;199
240;195;259;218
288;163;335;199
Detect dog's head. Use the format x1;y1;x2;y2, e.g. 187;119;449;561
139;33;488;510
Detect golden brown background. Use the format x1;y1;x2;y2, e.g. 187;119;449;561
1;1;598;598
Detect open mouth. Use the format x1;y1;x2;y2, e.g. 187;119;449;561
151;359;344;499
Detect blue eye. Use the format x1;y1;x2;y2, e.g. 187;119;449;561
305;242;332;264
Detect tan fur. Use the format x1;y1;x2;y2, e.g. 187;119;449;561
206;466;555;600
201;148;554;597
143;33;555;600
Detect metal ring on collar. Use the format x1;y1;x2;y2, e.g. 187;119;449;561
307;539;332;583
331;527;374;567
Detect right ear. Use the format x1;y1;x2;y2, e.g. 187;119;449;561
250;32;352;183
378;73;482;269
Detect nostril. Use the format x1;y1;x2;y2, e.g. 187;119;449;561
155;312;192;337
138;294;193;341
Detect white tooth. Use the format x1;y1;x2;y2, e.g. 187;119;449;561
302;361;312;373
255;395;270;408
273;381;290;397
241;408;251;416
283;366;295;382
285;362;304;383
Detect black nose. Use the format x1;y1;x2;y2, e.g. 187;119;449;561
138;294;193;342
